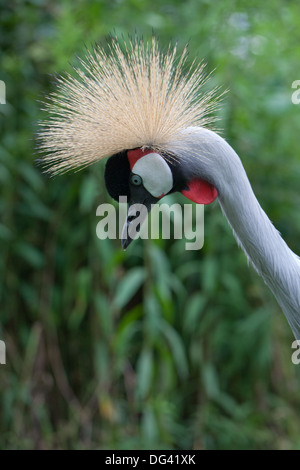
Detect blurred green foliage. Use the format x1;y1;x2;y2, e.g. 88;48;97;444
1;0;300;450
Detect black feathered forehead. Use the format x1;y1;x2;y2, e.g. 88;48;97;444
104;151;131;201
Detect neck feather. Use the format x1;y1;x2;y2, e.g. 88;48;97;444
168;127;300;339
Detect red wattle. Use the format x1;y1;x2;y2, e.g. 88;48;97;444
181;178;218;204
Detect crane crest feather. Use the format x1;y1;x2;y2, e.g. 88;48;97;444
37;37;221;175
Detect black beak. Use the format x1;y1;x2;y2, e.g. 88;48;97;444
121;186;158;250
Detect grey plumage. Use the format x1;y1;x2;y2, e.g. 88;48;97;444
168;127;300;339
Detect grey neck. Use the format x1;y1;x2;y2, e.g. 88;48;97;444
168;127;300;339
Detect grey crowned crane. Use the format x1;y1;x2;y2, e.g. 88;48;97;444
38;38;300;340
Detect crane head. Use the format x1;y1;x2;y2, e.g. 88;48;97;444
105;147;218;248
37;36;222;249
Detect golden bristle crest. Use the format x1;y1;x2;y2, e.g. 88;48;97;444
37;37;221;175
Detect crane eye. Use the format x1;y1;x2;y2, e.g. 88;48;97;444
130;174;143;186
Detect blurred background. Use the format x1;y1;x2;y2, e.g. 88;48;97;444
1;0;300;450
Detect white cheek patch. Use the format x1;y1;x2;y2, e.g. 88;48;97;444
132;153;173;198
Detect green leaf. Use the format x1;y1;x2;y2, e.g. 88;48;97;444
113;267;146;309
159;319;188;379
79;176;98;212
183;293;206;334
144;292;161;338
15;242;45;268
136;347;153;399
94;293;113;338
114;321;142;367
141;406;158;446
202;363;219;399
